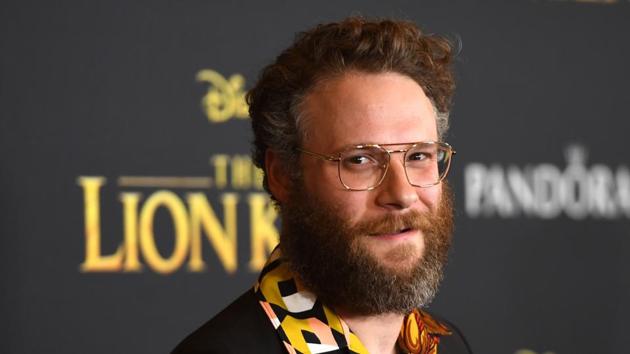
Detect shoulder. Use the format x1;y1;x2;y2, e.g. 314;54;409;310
421;309;473;354
171;288;284;354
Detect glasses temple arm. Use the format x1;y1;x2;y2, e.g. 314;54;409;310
297;148;340;161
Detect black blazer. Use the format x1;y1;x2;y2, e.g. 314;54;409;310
172;289;473;354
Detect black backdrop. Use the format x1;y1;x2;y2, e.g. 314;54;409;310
1;1;629;353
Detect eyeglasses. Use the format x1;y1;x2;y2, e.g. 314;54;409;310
297;141;456;191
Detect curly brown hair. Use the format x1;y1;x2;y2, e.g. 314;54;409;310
247;17;456;199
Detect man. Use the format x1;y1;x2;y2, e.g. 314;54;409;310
173;17;471;354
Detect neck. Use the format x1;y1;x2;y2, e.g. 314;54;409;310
338;310;404;354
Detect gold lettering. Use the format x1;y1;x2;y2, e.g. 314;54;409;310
80;171;271;274
196;69;249;123
514;350;557;354
231;155;252;189
188;193;238;273
78;177;124;272
253;166;264;190
211;154;265;190
211;155;229;189
248;193;279;271
139;191;190;274
121;192;142;272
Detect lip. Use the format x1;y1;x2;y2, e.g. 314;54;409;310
369;228;418;241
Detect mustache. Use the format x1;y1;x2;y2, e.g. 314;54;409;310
353;209;436;236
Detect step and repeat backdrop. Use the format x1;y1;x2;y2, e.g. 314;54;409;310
1;0;629;353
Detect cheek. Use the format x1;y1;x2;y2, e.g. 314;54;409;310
301;162;349;202
419;184;442;211
305;162;349;195
316;187;370;225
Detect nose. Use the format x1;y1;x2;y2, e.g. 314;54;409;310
374;157;419;211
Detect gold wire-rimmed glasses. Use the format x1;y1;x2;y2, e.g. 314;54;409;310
297;141;456;191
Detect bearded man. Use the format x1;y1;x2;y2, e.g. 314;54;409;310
173;17;472;354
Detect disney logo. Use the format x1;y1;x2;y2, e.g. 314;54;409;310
196;69;249;123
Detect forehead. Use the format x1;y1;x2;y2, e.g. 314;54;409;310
301;71;438;152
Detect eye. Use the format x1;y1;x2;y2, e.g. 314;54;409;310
407;151;430;161
345;154;376;165
341;149;382;171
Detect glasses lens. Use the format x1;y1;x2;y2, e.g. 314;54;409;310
405;143;451;187
339;146;388;190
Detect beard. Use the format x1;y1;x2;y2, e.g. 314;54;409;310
279;181;454;316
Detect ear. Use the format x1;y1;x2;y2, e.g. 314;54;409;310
265;149;291;204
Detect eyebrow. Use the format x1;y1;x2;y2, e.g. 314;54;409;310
345;141;438;149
